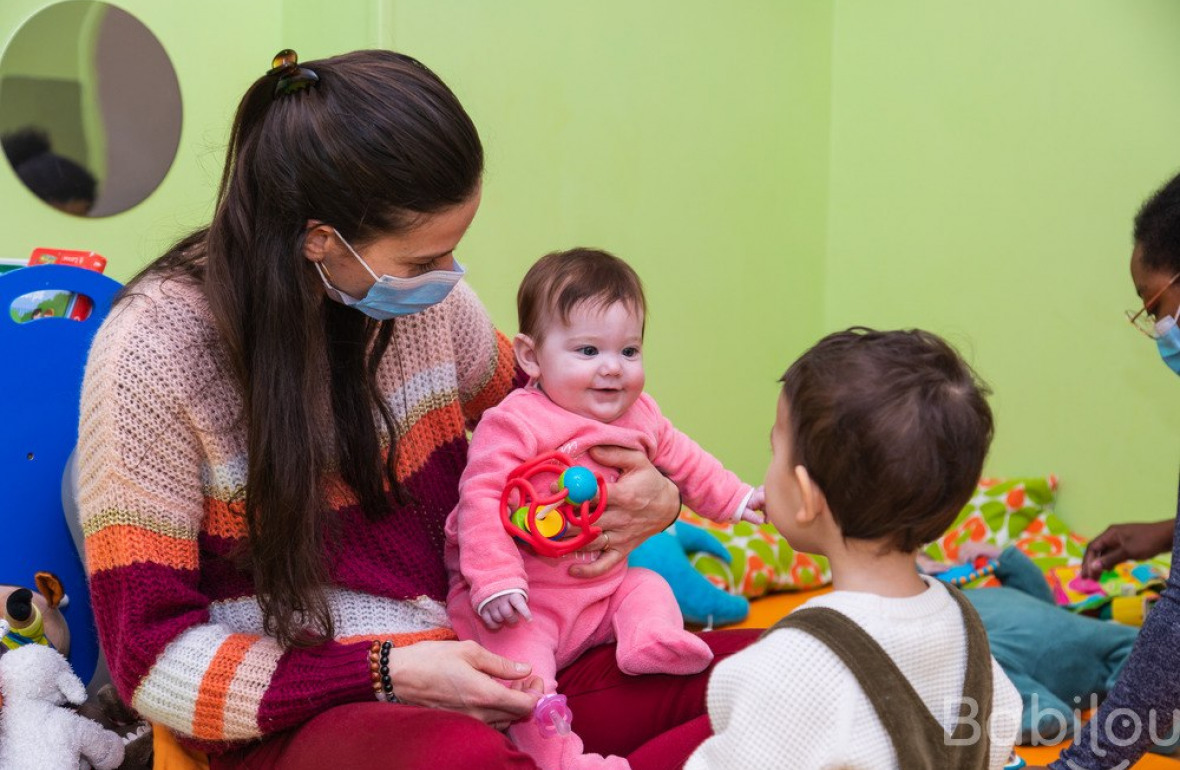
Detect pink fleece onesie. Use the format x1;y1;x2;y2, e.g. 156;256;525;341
444;386;754;768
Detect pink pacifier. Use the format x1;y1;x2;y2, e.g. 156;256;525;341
533;693;573;737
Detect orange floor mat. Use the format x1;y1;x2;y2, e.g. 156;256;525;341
153;727;208;770
725;589;1180;768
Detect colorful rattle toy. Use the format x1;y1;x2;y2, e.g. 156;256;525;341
501;451;607;558
533;693;573;737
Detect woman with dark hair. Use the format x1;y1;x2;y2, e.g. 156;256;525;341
1030;171;1180;769
77;50;754;769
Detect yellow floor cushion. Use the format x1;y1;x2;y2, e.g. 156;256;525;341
153;727;208;770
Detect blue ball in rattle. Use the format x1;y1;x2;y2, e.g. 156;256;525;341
560;466;597;504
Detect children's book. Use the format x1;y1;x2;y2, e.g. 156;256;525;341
6;248;108;322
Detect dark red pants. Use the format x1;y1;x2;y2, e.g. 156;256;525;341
211;629;757;770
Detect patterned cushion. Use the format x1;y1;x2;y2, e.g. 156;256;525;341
924;476;1075;557
684;475;1086;598
679;510;831;598
922;475;1092;589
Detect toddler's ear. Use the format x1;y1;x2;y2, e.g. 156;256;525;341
793;465;827;525
513;333;542;380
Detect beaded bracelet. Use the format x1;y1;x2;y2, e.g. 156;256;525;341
369;640;397;703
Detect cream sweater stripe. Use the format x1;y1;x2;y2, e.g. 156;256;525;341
132;624;248;738
208;590;450;638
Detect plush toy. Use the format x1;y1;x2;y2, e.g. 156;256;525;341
629;520;749;626
0;643;124;770
931;553;1000;588
75;684;154;770
1044;561;1167;622
0;574;153;770
923;546;1140;744
0;572;70;654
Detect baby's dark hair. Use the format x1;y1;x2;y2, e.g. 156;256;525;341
780;328;994;553
1135;171;1180;275
2;127;97;208
517;248;646;343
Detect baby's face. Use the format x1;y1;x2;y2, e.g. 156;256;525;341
532;301;645;423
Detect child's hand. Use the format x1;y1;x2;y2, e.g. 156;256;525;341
915;553;950;575
958;541;1002;564
479;593;532;630
738;485;766;524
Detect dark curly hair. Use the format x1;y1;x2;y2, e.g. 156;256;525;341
2;127;97;209
1134;171;1180;274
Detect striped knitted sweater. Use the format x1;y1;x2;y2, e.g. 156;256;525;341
77;275;518;753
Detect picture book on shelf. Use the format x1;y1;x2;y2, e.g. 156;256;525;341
5;248;108;323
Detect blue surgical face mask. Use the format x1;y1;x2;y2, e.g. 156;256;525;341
1155;312;1180;376
315;228;465;320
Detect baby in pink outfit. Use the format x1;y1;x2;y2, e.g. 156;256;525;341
444;248;763;769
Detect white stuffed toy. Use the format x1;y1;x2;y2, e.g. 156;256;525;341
0;643;124;770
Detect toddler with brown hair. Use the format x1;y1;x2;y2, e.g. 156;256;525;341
687;328;1022;770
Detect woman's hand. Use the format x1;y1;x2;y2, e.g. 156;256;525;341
570;445;680;579
386;640;541;730
1080;519;1175;579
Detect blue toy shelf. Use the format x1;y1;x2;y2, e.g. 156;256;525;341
0;264;122;685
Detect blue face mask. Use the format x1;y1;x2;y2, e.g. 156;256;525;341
1155;313;1180;376
315;228;465;321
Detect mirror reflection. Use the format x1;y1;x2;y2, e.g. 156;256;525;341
0;2;181;217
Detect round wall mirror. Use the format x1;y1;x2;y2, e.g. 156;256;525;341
0;2;181;217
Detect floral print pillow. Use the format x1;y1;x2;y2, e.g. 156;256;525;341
923;475;1089;585
682;475;1085;599
679;510;831;598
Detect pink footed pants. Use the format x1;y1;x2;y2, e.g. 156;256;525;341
449;567;714;769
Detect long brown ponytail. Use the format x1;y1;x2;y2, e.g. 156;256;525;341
124;50;482;646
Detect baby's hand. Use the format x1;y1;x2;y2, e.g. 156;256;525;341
479;593;533;630
738;486;766;524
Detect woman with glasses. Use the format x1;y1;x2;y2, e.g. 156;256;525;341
77;49;756;770
1035;172;1180;769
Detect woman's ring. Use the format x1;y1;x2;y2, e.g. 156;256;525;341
602;532;611;552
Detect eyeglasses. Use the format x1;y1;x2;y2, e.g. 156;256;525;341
1126;273;1180;338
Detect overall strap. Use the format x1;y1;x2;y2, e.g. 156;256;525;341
946;586;994;767
763;588;993;769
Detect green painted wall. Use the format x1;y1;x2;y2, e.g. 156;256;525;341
1;1;93;80
0;1;102;169
825;0;1180;535
381;0;832;484
0;0;828;489
4;0;1175;536
0;0;282;266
